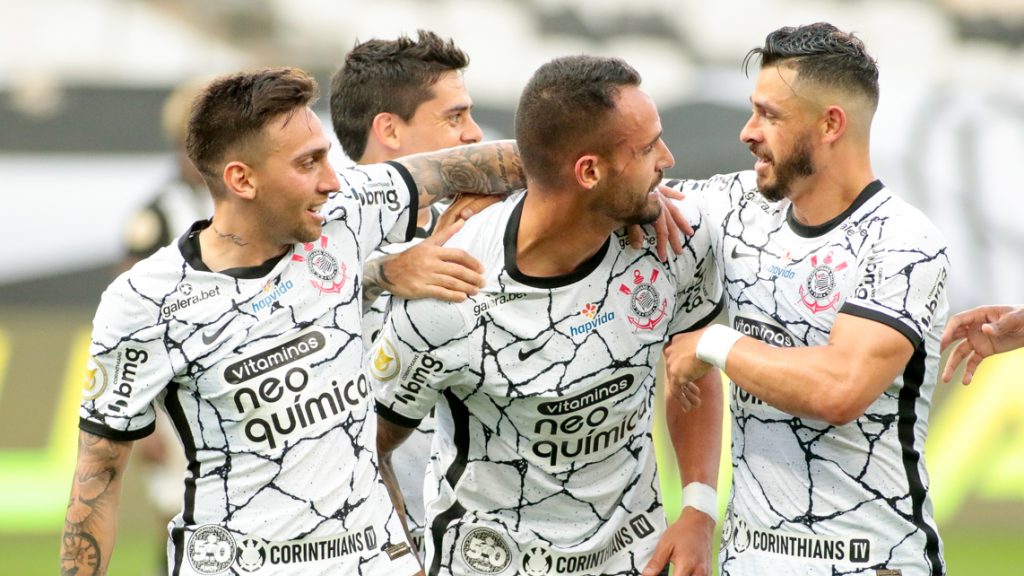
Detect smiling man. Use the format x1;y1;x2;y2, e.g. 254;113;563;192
60;67;524;576
663;23;950;576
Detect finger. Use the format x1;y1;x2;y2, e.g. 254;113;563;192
641;542;672;576
658;183;685;201
654;210;669;262
942;340;972;383
628;225;644;250
418;285;471;303
430;267;484;296
663;193;694;237
962;351;984;386
940;318;967;350
663;197;684;256
434;245;485;274
426;214;467;243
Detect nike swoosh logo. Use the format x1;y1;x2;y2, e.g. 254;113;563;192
730;245;758;259
517;336;552;361
202;322;231;345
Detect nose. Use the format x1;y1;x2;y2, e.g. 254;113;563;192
462;113;484;144
320;161;340;193
740;113;760;145
658;139;675;171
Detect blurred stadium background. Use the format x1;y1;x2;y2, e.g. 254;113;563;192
1;0;1022;573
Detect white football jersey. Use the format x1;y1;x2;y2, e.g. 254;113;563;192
80;162;423;576
668;172;948;576
369;191;723;576
362;203;443;560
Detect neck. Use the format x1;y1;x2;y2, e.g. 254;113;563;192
515;186;616;277
788;152;875;227
198;208;288;272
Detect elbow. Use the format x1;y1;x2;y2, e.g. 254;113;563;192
815;388;869;426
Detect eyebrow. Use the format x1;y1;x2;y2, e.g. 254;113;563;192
441;103;472;115
643;130;663;149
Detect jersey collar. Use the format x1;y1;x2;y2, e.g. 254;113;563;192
787;180;884;238
178;220;290;279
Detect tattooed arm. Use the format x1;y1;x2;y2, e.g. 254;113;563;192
394;140;525;207
61;430;133;576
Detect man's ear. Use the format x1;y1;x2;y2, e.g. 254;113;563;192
370;112;403;153
223;161;257;200
574;154;602;190
821;104;847;145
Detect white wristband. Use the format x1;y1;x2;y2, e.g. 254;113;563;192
696;325;742;369
681;482;718;523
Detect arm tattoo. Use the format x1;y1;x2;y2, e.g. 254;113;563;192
362;256;395;312
399;140;525;206
61;432;131;576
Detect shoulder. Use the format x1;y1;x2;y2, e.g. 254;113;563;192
870;189;948;253
392;295;472;348
664;171;756;196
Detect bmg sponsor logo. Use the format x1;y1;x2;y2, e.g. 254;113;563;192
531;374;645;467
393;353;445;406
354;183;402;211
108;347;149;413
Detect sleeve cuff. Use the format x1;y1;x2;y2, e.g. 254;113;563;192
79;417;156;442
668;296;726;338
839;302;923;349
385;160;420;243
374;401;422;429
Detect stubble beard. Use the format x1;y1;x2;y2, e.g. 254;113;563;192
758;139;815;203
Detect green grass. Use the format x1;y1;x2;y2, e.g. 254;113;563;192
5;528;1015;575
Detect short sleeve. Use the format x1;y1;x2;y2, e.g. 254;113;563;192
369;296;470;427
329;162;420;260
840;218;950;348
664;195;725;335
79;278;175;441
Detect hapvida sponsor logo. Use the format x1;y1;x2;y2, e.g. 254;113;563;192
569;303;615;337
251;279;295;313
766;264;795;279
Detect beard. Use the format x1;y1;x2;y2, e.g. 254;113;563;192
757;139;815;202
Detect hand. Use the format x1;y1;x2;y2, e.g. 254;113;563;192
941;305;1024;384
380;219;485;302
664;330;713;409
642;508;715;576
434;193;503;233
627;185;693;262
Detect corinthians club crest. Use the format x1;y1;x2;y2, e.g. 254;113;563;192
798;251;848;314
619;268;668;331
291;235;348;294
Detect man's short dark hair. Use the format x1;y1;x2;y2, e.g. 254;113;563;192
186;67;318;192
744;22;879;107
329;30;469;162
515;55;641;188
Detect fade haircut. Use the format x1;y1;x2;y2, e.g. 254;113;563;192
743;22;879;109
515;55;641;188
186;67;318;195
329;30;469;161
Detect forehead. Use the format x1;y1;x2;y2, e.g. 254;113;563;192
751;65;803;107
611;85;661;141
263;107;328;153
416;70;471;111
